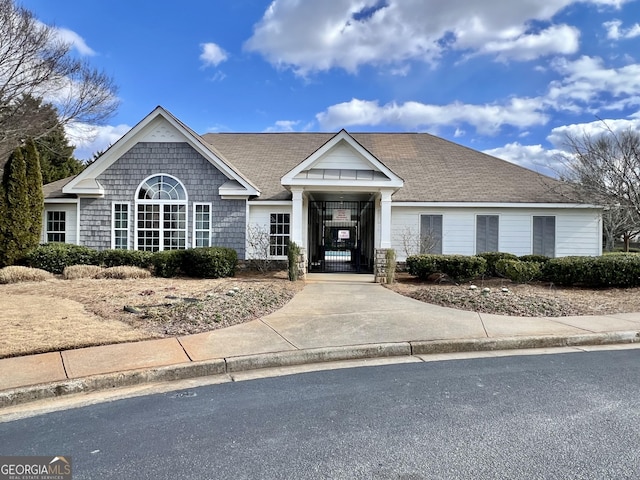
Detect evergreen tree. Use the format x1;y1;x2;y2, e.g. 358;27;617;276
0;146;30;266
37;124;86;183
23;139;44;246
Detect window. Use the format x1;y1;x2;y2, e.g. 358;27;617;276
476;215;499;254
113;203;129;249
420;215;443;254
135;175;187;252
194;204;211;248
533;216;555;257
46;211;66;242
269;213;290;256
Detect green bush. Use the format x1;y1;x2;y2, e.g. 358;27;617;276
542;254;640;287
518;254;550;264
406;254;486;282
495;259;542;284
287;241;301;281
150;250;185;278
476;252;518;277
99;249;153;268
181;247;237;278
24;243;100;274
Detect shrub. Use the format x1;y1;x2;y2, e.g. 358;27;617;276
0;266;52;284
518;254;550;264
406;254;486;282
63;265;104;280
96;266;151;280
98;249;153;268
181;247;237;278
287;241;301;281
150;250;185;278
476;252;518;277
24;243;100;274
542;254;640;287
495;259;542;284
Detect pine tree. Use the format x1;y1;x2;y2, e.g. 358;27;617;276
0;146;30;266
23;139;44;247
37;124;86;184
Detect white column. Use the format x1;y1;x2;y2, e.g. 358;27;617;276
291;187;304;246
379;189;392;248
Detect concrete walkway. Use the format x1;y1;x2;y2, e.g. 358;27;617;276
1;273;639;407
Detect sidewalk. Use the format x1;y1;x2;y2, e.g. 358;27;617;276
1;273;639;407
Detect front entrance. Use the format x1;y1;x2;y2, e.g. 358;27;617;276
308;200;375;273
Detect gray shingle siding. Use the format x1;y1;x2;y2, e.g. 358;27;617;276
79;142;246;257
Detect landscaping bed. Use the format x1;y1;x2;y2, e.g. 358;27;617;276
387;273;640;317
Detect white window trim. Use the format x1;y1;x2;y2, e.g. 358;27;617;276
269;212;291;259
111;201;131;249
475;214;500;254
134;174;189;252
193;202;212;248
46;210;66;243
531;215;556;257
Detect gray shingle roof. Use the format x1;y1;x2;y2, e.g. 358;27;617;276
200;132;573;203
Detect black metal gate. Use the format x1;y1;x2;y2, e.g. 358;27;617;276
308;201;375;273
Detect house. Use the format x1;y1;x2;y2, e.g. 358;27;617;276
42;106;602;277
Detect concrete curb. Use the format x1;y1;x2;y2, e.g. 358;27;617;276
1;331;638;408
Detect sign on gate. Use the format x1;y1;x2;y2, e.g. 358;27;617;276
333;209;351;222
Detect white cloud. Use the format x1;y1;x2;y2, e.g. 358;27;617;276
483;142;565;174
244;0;626;75
316;97;549;133
479;24;579;62
65;123;130;160
546;117;640;149
545;56;640;112
263;120;300;132
200;42;228;67
52;27;96;56
604;19;640;39
34;21;96;56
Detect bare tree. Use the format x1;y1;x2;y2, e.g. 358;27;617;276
0;0;119;163
246;224;273;273
399;225;440;258
554;123;640;251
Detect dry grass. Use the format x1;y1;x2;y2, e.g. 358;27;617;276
0;266;53;284
96;266;151;280
62;265;151;280
0;271;302;359
62;265;104;280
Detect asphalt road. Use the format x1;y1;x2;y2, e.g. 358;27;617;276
1;349;639;479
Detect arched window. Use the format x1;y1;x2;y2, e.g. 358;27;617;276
135;174;188;251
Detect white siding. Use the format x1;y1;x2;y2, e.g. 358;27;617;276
246;204;292;259
391;205;601;261
42;203;78;245
314;143;375;171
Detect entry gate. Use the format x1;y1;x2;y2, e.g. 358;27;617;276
308;201;375;273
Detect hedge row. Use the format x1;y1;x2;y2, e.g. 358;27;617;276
542;254;640;287
406;252;640;287
23;243;237;278
406;254;487;282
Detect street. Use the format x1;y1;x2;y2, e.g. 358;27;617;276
1;349;639;479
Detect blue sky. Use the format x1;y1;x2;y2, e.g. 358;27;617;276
19;0;640;174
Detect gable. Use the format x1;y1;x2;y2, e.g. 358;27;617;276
281;130;404;190
62;106;259;198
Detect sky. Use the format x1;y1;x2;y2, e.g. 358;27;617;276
18;0;640;175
